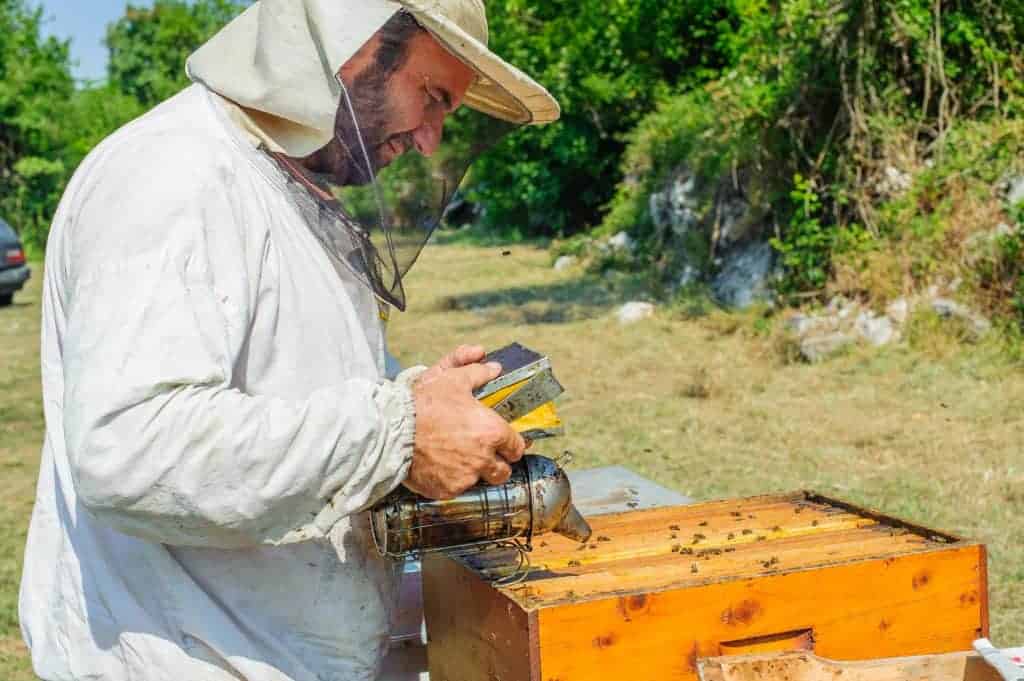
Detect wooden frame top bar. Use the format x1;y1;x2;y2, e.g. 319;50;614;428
456;491;977;610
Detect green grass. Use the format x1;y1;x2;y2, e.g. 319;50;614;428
0;264;43;681
3;243;1023;678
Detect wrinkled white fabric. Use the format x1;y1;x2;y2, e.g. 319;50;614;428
19;82;419;680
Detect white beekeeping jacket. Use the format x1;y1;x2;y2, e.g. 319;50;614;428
19;80;419;680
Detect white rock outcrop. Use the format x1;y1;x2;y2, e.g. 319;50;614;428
607;231;635;252
930;298;991;337
886;298;910;325
710;241;777;310
855;311;897;347
553;255;577;272
1006;175;1024;207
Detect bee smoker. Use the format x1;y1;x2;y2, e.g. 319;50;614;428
369;454;592;559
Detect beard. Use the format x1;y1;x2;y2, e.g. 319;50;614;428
301;62;412;188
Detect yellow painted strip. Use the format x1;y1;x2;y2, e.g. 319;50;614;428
510;402;562;432
478;377;531;408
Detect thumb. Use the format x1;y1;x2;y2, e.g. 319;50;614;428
454;361;503;391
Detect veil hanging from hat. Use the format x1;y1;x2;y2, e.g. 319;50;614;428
188;0;558;310
271;43;519;311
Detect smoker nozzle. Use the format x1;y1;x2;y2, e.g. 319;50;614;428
554;504;592;543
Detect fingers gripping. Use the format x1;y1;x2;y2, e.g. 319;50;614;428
407;346;528;499
494;427;527;464
438;344;486;370
484;458;512;485
456;361;503;391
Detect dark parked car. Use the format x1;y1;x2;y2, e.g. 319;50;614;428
0;218;30;306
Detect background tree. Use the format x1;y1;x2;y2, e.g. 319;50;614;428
106;0;247;109
1;0;1021;323
0;0;74;252
0;0;248;252
462;0;738;238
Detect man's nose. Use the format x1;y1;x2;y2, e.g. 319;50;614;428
412;109;445;156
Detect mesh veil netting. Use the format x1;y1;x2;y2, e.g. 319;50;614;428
269;65;519;312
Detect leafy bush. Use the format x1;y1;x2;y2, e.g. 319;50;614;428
982;199;1024;327
0;0;245;252
0;0;74;251
600;0;1024;312
107;0;246;109
599;89;723;241
460;0;738;238
771;175;831;294
1002;229;1024;323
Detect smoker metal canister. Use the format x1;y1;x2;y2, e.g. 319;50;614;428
369;454;592;558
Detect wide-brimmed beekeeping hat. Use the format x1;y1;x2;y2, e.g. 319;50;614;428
187;0;560;157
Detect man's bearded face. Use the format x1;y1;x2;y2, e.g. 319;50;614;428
316;30;476;187
332;62;409;186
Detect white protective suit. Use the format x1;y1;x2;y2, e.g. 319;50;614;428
19;0;559;677
19;77;416;679
19;8;424;681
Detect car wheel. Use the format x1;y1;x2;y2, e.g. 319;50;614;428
0;293;13;307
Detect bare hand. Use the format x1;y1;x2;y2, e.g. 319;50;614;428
405;345;527;499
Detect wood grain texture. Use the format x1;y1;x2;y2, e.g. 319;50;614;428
698;651;1004;681
504;528;940;607
535;544;986;681
423;492;988;681
423;553;539;681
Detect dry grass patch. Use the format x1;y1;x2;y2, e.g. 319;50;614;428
0;635;33;681
676;366;718;400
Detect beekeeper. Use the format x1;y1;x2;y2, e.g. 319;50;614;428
18;1;558;679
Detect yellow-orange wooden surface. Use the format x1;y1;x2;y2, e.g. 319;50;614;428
698;650;1004;681
423;492;988;681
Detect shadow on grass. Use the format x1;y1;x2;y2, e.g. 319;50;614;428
438;273;654;325
430;225;550;249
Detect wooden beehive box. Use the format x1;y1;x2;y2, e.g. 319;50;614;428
698;650;1007;681
422;491;987;681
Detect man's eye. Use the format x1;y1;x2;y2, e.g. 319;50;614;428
425;87;452;112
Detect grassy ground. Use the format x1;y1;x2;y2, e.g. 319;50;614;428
2;241;1022;678
0;265;43;681
389;238;1024;643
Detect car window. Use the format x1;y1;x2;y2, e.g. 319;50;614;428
0;218;17;241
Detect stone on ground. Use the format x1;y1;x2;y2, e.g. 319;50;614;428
886;298;910;325
553;255;577;271
607;231;635;252
800;332;855;362
931;298;992;337
855;311;897;347
616;301;655;325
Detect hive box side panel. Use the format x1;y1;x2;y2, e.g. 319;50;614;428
699;651;1006;681
423;553;540;681
535;545;986;681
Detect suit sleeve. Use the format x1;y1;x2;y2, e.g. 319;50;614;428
61;136;414;548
